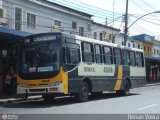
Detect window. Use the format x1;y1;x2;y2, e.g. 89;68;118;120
111;34;115;43
82;42;94;63
0;8;3;18
63;42;80;65
154;49;156;55
103;46;113;64
113;48;122;65
94;32;97;39
136;52;144;67
72;21;77;29
67;48;80;64
15;7;22;30
99;32;102;41
144;46;146;51
54;20;61;27
22;43;60;73
128;43;130;47
130;51;136;66
95;45;102;63
27;13;36;28
123;50;130;65
87;24;91;31
148;46;150;52
79;27;84;36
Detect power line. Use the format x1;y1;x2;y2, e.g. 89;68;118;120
129;14;160;26
130;0;149;13
62;0;122;16
141;0;157;11
51;0;123;22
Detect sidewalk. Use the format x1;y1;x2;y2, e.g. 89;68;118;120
145;81;160;87
0;82;160;105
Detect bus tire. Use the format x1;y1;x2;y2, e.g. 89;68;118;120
123;80;130;96
42;94;55;103
77;81;89;102
116;80;130;96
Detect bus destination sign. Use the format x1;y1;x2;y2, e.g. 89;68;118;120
24;35;58;43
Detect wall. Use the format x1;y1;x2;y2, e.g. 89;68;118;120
3;0;93;35
143;41;152;56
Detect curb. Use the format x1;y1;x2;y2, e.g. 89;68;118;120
0;96;42;105
145;82;160;87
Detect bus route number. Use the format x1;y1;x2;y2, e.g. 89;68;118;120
104;67;113;73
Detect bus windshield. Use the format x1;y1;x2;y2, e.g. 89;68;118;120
21;42;59;73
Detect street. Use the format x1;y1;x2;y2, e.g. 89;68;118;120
0;85;160;114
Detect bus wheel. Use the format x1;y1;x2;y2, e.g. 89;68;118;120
123;80;130;96
117;81;130;96
42;94;55;103
77;82;89;102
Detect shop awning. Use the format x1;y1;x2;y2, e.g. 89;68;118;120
0;27;31;46
145;56;160;62
0;27;31;37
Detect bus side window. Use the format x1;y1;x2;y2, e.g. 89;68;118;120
103;46;113;64
82;42;94;63
63;43;80;65
95;44;102;63
67;48;80;64
123;50;130;66
113;48;122;65
130;51;136;66
136;52;144;67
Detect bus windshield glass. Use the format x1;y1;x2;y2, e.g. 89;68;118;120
21;42;59;73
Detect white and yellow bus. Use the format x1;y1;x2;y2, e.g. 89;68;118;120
17;32;146;102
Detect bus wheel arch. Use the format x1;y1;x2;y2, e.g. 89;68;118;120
82;77;92;92
125;77;131;89
122;78;131;96
76;77;92;102
116;78;131;96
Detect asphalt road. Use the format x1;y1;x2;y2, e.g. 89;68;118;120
0;85;160;120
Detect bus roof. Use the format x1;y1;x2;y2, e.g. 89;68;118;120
24;32;144;53
63;32;144;53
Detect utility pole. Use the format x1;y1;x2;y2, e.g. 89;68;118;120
124;0;128;46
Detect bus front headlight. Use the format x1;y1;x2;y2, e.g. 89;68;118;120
50;81;61;86
18;83;25;87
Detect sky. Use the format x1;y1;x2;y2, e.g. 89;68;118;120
50;0;160;40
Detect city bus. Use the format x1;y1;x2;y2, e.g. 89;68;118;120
17;32;146;102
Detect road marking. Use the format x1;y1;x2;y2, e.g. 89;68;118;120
137;104;157;111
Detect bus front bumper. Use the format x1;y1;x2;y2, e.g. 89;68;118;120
17;83;64;94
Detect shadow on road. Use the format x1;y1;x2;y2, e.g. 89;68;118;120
2;92;141;109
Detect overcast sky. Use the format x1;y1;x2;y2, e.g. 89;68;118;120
50;0;160;40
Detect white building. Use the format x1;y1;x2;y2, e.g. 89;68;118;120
0;0;120;39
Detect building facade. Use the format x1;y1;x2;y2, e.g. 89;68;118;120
133;34;160;82
0;0;120;37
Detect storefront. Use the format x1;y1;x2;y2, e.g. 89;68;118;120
0;27;30;95
145;56;160;83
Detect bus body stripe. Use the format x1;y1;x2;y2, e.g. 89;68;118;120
114;65;123;90
60;67;68;94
